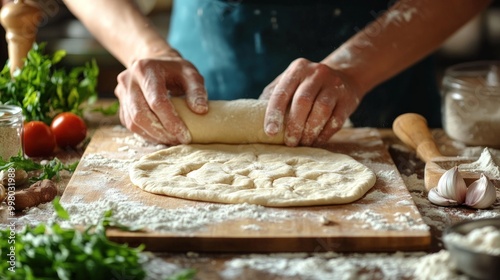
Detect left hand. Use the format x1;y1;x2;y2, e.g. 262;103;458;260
260;58;362;147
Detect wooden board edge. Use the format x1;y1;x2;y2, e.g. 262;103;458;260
108;233;432;253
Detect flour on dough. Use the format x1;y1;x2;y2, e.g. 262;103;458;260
129;144;376;207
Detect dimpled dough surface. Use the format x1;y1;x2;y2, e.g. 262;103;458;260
129;144;377;207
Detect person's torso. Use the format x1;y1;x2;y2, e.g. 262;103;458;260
168;0;390;100
168;0;441;128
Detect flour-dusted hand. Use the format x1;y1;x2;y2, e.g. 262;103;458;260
260;58;361;147
115;55;208;145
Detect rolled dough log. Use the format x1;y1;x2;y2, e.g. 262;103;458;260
171;98;284;144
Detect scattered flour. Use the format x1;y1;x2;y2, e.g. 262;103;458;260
7;201;55;229
82;153;133;172
402;174;425;192
113;134;151;148
460;146;500;159
375;169;398;182
394;212;430;231
444;226;500;255
401;174;500;231
47;189;292;233
221;250;464;280
113;133;167;150
241;224;261;231
3;136;500;279
141;253;190;280
363;189;398;203
459;148;500;179
3;206;192;280
345;209;428;231
414;250;466;280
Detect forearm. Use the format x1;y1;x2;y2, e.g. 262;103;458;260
322;0;491;95
62;0;176;67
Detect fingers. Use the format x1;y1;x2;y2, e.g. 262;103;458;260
264;58;361;147
115;58;209;145
139;63;193;144
315;106;348;145
116;69;185;144
285;75;323;146
260;75;281;100
300;88;336;146
264;76;300;137
182;67;209;115
314;84;360;145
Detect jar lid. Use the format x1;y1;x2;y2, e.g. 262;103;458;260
0;105;23;124
443;60;500;95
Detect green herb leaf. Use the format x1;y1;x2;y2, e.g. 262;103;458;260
0;207;147;280
53;197;70;220
0;155;78;182
0;42;99;124
92;101;120;116
167;269;197;280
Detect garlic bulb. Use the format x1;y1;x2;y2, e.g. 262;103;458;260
428;166;498;209
464;173;497;209
428;188;461;206
428;166;467;206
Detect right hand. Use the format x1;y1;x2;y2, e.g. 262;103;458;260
260;58;362;147
114;54;208;145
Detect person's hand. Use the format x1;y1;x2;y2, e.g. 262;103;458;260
260;58;362;147
115;55;208;145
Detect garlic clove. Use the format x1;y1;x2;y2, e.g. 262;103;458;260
464;173;497;209
428;187;462;206
435;166;467;204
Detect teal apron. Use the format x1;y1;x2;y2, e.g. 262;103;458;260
168;0;441;128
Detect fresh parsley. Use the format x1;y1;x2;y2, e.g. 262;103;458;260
91;100;120;116
0;198;196;280
0;155;78;182
0;42;99;124
0;198;146;280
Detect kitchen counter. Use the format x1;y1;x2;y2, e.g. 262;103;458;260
1;102;499;280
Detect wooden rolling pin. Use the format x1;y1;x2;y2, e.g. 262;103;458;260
0;0;41;75
392;113;443;163
393;113;486;190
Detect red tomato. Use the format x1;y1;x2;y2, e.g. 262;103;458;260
50;112;87;148
24;121;56;157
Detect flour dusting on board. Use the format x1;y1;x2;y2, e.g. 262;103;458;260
82;153;133;172
345;209;428;231
113;133;167;155
48;189;293;232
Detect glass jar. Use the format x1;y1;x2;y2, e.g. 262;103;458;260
0;105;24;159
441;61;500;147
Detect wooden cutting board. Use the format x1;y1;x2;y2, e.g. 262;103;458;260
60;126;430;253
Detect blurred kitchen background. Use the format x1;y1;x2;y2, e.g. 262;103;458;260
1;0;500;98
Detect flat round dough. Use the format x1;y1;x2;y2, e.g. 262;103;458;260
129;144;376;207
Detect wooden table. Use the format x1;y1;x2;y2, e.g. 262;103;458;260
2;105;499;279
